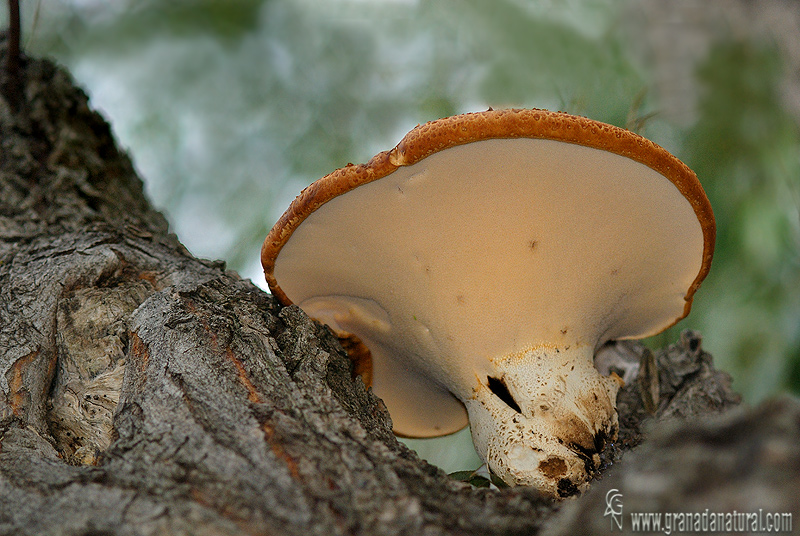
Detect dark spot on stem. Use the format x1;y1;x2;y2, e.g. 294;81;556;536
487;376;521;414
557;478;579;498
538;457;567;478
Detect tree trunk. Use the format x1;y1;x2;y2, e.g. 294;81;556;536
0;45;794;536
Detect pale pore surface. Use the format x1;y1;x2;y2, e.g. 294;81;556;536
273;138;704;437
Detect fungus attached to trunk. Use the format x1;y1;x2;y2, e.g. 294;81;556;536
262;108;715;498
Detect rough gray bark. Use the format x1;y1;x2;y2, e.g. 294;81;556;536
0;45;794;536
544;395;800;535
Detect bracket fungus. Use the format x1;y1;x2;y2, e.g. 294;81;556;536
262;108;715;498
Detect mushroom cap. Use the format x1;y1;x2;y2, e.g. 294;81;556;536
262;108;715;438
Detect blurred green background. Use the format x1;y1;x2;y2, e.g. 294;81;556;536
12;0;799;471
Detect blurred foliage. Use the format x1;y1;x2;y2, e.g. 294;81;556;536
6;0;799;468
450;468;509;489
664;36;800;402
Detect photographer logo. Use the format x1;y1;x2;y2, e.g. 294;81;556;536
604;488;624;531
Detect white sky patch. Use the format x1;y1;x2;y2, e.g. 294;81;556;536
243;254;270;292
172;194;239;261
